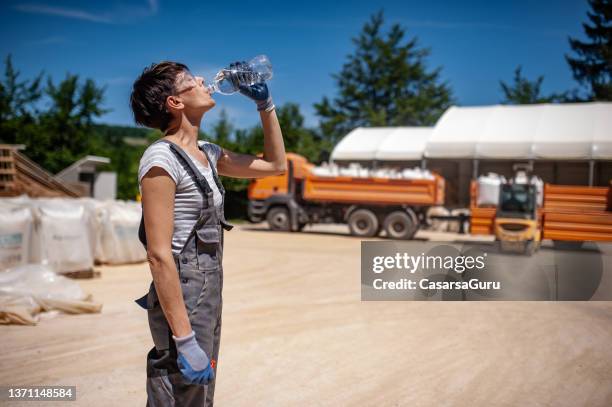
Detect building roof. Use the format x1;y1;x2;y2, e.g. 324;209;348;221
331;102;612;162
56;155;111;179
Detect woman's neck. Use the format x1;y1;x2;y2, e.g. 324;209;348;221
164;114;202;148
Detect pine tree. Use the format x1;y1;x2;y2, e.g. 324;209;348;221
499;66;568;104
314;11;453;144
566;0;612;100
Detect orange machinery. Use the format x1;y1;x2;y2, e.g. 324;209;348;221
247;153;445;239
541;183;612;242
470;180;612;243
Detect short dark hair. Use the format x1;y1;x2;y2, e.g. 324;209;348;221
130;61;189;131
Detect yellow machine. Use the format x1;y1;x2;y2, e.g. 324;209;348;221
494;183;541;255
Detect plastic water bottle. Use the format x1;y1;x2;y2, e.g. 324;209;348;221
206;55;273;95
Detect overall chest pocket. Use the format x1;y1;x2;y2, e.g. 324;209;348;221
195;224;221;270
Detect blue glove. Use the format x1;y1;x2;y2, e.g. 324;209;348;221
227;61;274;112
173;331;215;385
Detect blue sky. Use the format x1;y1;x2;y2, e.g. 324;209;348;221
0;0;590;133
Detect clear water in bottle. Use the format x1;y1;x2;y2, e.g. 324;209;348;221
206;55;273;95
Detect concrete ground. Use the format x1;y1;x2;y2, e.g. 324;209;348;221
2;223;612;406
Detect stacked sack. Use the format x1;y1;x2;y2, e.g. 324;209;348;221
476;173;507;206
96;200;147;265
29;198;95;273
0;196;147;273
311;162;434;180
0;197;33;270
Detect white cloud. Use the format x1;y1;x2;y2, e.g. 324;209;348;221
14;3;113;23
14;1;159;24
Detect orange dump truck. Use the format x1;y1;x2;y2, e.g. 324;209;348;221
470;180;612;247
247;153;445;239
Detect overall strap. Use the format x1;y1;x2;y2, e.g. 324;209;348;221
198;143;225;195
157;139;213;196
199;143;235;231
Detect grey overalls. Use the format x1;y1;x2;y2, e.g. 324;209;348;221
136;139;234;406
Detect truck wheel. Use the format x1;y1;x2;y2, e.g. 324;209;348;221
384;211;417;240
267;207;290;231
348;209;379;237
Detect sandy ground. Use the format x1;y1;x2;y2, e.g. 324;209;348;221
2;223;612;406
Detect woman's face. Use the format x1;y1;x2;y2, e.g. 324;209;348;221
173;70;216;114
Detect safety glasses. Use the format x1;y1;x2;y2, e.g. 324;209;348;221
174;71;199;95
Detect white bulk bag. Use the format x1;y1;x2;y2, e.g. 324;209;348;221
477;173;506;206
0;263;102;325
0;205;33;270
530;176;544;207
311;162;340;177
76;197;106;263
31;199;94;273
100;201;146;264
426;206;450;232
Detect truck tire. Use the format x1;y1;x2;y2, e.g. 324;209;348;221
384;210;417;240
348;209;379;237
267;207;290;231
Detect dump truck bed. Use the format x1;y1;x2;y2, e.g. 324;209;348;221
302;174;445;206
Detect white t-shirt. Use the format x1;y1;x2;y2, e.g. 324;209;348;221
138;139;224;255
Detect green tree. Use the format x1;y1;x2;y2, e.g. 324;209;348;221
566;0;612;101
314;10;453;144
275;103;326;163
210;109;233;146
0;55;43;122
36;74;109;172
499;66;568;104
0;55;109;173
0;55;44;149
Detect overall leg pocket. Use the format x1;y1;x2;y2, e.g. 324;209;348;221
179;266;206;315
142;285;171;351
196;225;221;270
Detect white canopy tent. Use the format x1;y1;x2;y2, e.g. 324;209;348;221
376;127;431;160
425;102;612;160
331;127;432;162
424;106;489;158
331;102;612;162
330;127;394;161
